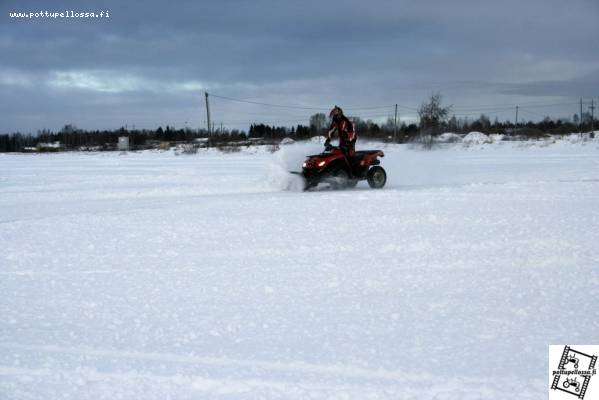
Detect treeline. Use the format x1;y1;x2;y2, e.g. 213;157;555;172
0;113;595;152
0;123;295;152
0;125;239;152
305;114;591;142
443;114;587;138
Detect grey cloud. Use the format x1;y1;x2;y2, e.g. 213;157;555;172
499;70;599;98
1;0;598;132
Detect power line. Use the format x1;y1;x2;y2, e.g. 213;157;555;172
204;91;588;129
210;93;396;111
209;110;395;119
451;106;516;112
210;92;577;113
519;108;549;118
518;102;580;109
218;112;396;126
451;101;578;110
451;109;515;118
209;93;326;110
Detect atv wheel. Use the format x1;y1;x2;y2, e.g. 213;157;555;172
367;166;386;189
331;169;349;190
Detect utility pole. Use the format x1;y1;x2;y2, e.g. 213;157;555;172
580;98;583;136
394;104;398;142
589;99;595;136
515;105;519;135
205;91;211;135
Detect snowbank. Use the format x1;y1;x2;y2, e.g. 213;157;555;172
463;131;492;144
489;134;505;143
563;132;598;144
436;132;462;143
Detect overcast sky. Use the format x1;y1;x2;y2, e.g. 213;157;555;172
1;0;598;132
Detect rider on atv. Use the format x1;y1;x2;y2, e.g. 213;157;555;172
325;106;356;159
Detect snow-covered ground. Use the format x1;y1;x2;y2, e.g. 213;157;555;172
1;139;598;399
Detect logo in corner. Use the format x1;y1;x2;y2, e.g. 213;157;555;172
550;345;598;399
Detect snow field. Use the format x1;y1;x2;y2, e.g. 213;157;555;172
1;140;598;399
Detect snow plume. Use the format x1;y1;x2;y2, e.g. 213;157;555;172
266;140;324;191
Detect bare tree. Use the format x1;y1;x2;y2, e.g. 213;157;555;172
309;113;327;137
417;93;452;149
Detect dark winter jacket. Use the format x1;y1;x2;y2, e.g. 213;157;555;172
327;115;356;148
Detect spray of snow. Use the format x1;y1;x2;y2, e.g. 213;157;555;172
266;141;324;191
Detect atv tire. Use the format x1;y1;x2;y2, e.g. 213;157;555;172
331;169;349;190
367;166;386;189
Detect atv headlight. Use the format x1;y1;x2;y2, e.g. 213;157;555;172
302;161;307;168
317;160;326;167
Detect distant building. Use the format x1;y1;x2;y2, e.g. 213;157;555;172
118;136;129;151
37;141;64;151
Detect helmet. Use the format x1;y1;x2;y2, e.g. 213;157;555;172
329;105;343;119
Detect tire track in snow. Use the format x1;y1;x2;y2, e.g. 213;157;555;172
0;342;427;383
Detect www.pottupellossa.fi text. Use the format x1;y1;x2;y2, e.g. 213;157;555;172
9;11;110;19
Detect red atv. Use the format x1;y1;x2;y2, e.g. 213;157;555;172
297;144;387;190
